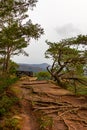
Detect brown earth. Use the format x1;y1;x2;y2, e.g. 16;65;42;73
12;78;87;130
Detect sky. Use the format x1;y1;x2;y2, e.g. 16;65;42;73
13;0;87;64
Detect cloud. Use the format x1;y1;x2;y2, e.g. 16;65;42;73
55;23;81;38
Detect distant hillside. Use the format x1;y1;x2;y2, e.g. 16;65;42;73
28;63;50;69
17;63;50;73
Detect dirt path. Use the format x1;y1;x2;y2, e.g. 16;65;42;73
13;79;87;130
13;81;39;130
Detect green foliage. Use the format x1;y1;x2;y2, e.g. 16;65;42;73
38;116;53;130
9;60;19;74
0;76;20;129
0;118;21;130
67;76;87;95
0;0;44;73
0;108;6;116
0;76;19;117
0;76;18;94
68;84;87;95
0;95;19;116
5;118;21;130
36;71;51;80
45;35;87;89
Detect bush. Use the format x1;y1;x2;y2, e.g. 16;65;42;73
0;118;21;130
0;76;18;94
0;95;19;116
36;71;51;80
5;118;21;130
38;116;53;130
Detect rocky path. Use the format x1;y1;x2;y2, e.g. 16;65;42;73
13;79;87;130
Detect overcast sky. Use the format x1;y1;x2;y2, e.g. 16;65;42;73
13;0;87;64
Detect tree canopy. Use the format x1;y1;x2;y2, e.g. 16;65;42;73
45;35;87;89
0;0;44;73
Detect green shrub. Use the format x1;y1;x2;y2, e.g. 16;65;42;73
5;118;21;130
36;71;51;80
0;118;21;130
0;108;6;116
0;76;18;94
38;116;53;130
0;95;19;116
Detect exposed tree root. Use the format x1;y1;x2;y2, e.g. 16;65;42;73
21;81;48;85
26;98;69;106
33;105;74;111
19;80;87;130
61;117;77;130
57;108;79;118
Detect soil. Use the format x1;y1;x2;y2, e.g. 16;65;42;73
12;78;87;130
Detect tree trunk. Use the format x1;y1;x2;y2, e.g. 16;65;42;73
3;48;10;74
5;52;10;73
